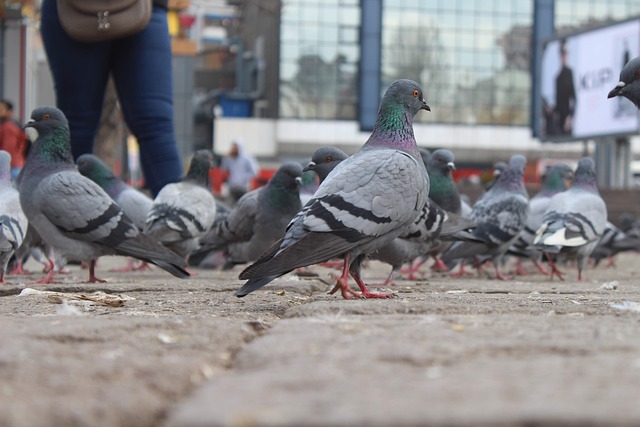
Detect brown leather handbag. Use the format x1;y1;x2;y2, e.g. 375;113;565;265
56;0;152;43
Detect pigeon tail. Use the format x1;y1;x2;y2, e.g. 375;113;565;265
113;235;190;279
235;275;281;297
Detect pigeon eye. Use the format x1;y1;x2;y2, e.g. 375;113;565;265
324;156;332;163
636;70;640;80
43;114;51;120
413;89;419;97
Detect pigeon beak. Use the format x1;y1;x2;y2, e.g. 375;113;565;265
608;81;625;98
422;99;431;111
23;119;35;129
447;161;456;171
302;161;315;173
294;176;302;186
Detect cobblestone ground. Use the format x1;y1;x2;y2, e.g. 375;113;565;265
1;253;640;426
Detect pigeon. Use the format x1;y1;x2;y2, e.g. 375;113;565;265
0;151;28;282
76;154;152;230
534;157;607;281
236;79;431;299
426;149;461;214
608;57;640;107
303;146;350;184
509;162;573;274
196;161;303;269
369;199;476;286
419;147;431;166
76;153;157;272
16;106;189;283
144;149;217;261
590;221;640;267
403;148;467;274
298;170;318;207
304;145;475;283
440;155;530;280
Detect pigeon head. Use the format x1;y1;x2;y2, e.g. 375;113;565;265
493;155;526;191
23;106;73;165
426;149;461;213
184;149;213;187
0;150;11;182
303;146;349;183
428;149;456;174
572;157;598;191
383;79;431;114
25;106;69;136
368;79;430;154
270;161;304;190
608;57;640;107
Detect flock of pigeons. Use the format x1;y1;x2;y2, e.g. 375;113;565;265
0;58;639;300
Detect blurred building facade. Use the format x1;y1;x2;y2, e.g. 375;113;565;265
206;0;640;166
2;0;640;169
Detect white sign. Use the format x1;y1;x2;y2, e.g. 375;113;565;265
539;19;640;141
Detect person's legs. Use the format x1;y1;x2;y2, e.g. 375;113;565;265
39;0;110;159
111;8;183;197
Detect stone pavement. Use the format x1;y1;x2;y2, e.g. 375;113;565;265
1;255;640;426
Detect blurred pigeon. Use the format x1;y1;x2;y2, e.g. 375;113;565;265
608;57;640;107
419;147;431;166
16;106;189;283
509;162;573;274
76;154;152;230
298;170;318;207
426;149;461;214
534;157;607;280
196;161;303;269
76;154;156;272
440;155;530;280
484;161;508;191
237;79;431;299
0;151;28;282
590;221;640;267
144;149;217;261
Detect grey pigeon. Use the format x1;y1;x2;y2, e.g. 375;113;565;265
426;149;461;214
197;161;303;268
0;151;28;282
303;146;349;184
419;147;431;166
76;154;152;230
590;221;640;267
608;57;640;107
509;162;573;274
440;155;530;280
369;199;476;286
237;79;431;299
300;146;349;206
144;149;217;261
16;106;189;283
304;145;474;284
401;148;473;275
534;157;607;281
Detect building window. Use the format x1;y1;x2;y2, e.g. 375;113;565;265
279;0;361;120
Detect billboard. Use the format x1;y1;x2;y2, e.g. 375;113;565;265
538;18;640;142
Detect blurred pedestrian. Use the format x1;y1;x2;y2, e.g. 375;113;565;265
221;138;259;204
0;99;27;180
39;0;183;197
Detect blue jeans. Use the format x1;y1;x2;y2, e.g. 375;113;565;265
40;0;183;197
